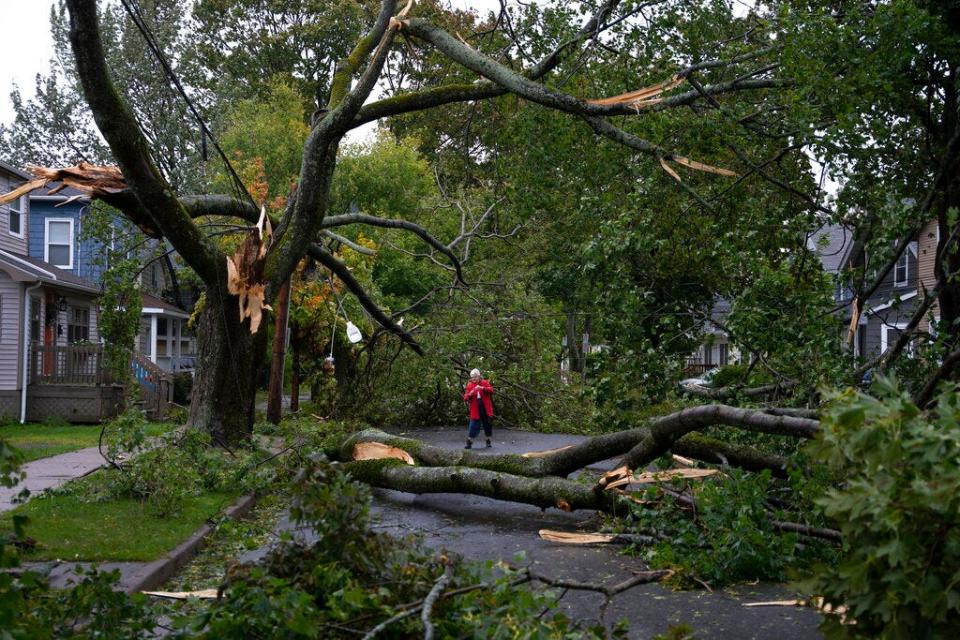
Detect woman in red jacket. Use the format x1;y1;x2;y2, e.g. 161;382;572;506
463;368;494;449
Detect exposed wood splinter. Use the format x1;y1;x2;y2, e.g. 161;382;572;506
521;445;574;458
226;207;273;333
352;441;416;465
142;589;219;600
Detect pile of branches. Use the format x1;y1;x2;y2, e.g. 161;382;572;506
331;404;840;543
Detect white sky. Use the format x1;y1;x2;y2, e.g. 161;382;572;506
0;0;56;124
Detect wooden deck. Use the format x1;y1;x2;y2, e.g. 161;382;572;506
25;344;173;422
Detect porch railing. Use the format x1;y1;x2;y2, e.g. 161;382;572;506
131;351;173;420
682;362;718;377
29;344;112;386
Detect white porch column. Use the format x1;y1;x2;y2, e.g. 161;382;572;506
149;315;157;364
175;319;182;370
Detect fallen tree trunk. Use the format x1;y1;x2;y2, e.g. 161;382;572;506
618;405;817;471
338;404;816;479
342;460;628;513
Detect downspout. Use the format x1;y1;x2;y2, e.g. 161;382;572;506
21;282;42;424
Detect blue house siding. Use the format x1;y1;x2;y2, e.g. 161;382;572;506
28;199;107;285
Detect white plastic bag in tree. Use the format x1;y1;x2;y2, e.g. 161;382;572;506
346;321;363;343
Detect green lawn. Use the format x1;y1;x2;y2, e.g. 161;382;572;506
0;422;172;463
3;489;238;561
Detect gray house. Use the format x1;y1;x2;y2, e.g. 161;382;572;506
0;161;121;423
810;223;923;359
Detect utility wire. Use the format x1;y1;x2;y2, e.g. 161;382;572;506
118;0;256;208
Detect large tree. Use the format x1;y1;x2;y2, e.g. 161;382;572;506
54;0;787;442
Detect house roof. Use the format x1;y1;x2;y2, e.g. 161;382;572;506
0;160;33;182
0;250;100;295
808;224;856;274
141;292;190;319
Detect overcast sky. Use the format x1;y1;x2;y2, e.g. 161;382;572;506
0;0;57;124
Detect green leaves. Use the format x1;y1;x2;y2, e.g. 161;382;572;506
808;379;960;637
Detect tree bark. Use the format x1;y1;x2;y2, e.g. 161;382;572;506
188;287;267;444
267;278;291;424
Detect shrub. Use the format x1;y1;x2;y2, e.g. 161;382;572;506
626;468;834;588
172;372;194;406
807;378;960;637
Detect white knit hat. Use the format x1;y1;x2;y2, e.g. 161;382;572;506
470;368;481;377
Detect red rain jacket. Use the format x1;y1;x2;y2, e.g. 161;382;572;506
463;379;495;419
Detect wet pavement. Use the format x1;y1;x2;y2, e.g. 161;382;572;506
270;426;824;639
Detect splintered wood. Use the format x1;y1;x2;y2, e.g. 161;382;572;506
351;441;416;465
744;598;853;625
588;75;685;109
0;163;127;208
598;465;720;491
520;445;574;458
143;589;219;600
538;529;617;545
226;207;273;333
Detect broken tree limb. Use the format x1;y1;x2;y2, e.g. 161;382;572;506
670;434;790;478
342;460;627;514
681;381;796;401
538;530;658;546
617;405;817;472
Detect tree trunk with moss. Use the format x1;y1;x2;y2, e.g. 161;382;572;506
188;290;266;444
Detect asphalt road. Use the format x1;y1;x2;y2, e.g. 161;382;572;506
365;427;825;639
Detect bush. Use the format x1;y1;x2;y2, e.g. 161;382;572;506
172;372;194;406
624;468;834;588
807;378;960;637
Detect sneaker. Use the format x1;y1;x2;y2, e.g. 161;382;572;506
465;440;473;449
486;439;492;448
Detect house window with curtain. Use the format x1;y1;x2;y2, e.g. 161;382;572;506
7;195;24;238
67;307;90;343
45;219;74;269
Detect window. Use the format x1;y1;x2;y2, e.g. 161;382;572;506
67;307;90;343
718;343;729;366
157;317;168;337
45;219;74;269
7;195;24;238
894;250;909;286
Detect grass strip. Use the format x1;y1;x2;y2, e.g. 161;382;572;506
0;422;171;462
2;488;237;561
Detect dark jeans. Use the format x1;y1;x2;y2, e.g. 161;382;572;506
468;417;492;438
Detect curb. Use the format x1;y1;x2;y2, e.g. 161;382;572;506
122;493;257;594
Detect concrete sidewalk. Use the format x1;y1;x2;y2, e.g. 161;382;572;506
0;446;106;513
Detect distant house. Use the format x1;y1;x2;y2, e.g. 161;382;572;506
0;161;121;423
27;181;196;373
810;223;928;359
684;298;739;377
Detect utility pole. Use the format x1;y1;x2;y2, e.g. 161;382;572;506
266;277;291;424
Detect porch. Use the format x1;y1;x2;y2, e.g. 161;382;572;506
27;344;173;422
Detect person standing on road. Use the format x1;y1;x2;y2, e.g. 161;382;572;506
464;368;494;449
